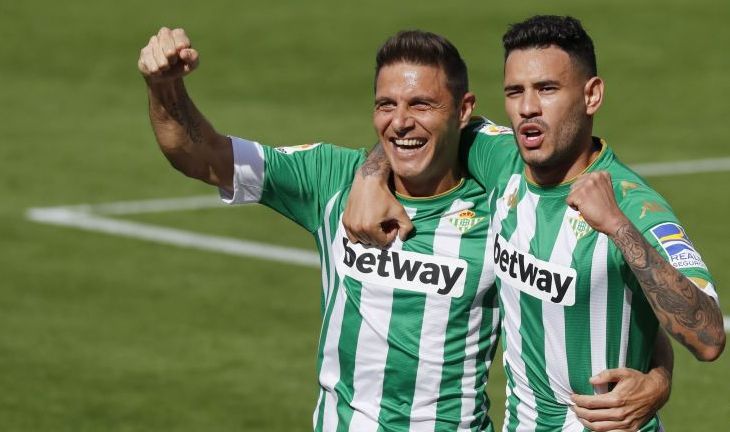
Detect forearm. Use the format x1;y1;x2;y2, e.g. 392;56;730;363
609;220;725;360
648;329;673;409
357;143;391;180
343;143;412;245
147;79;232;187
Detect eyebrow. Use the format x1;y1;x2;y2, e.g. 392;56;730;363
504;80;562;91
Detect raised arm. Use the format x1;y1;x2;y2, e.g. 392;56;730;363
571;330;673;431
567;171;725;361
138;27;233;191
342;144;413;246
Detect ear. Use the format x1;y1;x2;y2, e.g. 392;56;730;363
584;77;604;116
458;92;477;128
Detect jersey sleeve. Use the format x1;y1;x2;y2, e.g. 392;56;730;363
618;183;719;303
220;136;366;233
461;117;519;189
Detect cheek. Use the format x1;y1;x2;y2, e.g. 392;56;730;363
373;115;389;135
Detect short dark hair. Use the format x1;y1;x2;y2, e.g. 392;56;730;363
375;30;469;102
502;15;597;77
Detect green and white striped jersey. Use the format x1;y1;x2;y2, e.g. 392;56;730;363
464;119;719;432
221;137;501;431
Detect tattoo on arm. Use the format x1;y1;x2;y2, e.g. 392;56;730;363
360;144;389;178
158;88;203;145
611;222;724;357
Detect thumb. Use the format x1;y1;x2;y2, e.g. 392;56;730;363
590;368;627;385
393;209;414;241
179;48;199;72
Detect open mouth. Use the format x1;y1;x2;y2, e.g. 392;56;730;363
391;137;428;151
518;123;545;148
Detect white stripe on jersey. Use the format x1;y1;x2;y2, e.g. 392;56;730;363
313;389;325;430
317;228;329;307
409;200;468;431
561;410;585;432
348;235;405;431
618;287;633;368
459;197;499;429
496;175;539;432
321;193;341;307
589;234;609;389
544;208;579;407
318;278;348;431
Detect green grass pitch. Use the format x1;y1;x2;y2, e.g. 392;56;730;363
1;0;728;430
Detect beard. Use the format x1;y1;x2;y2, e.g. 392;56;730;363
514;105;587;171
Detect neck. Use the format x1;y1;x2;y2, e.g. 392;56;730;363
526;136;601;186
394;167;463;198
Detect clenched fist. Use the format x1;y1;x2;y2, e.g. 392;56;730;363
138;27;199;84
566;171;628;235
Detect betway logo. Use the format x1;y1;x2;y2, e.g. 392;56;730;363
493;234;576;306
334;238;466;298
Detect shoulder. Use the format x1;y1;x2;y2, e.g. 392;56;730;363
606;152;677;227
269;142;366;160
461;116;515;145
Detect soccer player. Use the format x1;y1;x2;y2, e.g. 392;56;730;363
342;15;725;431
138;27;673;431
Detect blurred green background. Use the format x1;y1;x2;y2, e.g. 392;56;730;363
1;0;728;430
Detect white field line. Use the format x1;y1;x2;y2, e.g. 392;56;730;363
26;206;320;268
631;157;730;177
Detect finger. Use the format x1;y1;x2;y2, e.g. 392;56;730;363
383;229;398;246
179;48;200;73
150;35;171;71
344;226;361;244
575;414;630;432
141;43;162;75
393;213;414;241
356;229;376;247
571;393;620;409
590;368;627;385
157;27;178;63
565;194;579;211
573;405;625;422
171;28;191;50
371;230;392;248
138;46;152;74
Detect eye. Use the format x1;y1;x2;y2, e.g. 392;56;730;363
412;101;432;111
539;85;558;94
504;89;522;98
375;101;396;112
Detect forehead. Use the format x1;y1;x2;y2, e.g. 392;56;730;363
504;46;581;84
375;62;449;96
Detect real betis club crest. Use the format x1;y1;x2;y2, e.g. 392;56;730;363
449;210;485;234
568;215;593;240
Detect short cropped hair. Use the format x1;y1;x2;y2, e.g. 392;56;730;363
502;15;597;77
375;30;469;102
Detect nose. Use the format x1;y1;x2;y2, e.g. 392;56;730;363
391;104;415;136
519;90;541;119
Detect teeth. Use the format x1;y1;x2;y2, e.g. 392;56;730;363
394;139;425;147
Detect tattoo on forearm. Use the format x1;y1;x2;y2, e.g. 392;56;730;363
611;223;724;356
167;95;203;145
151;85;203;146
360;144;388;177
